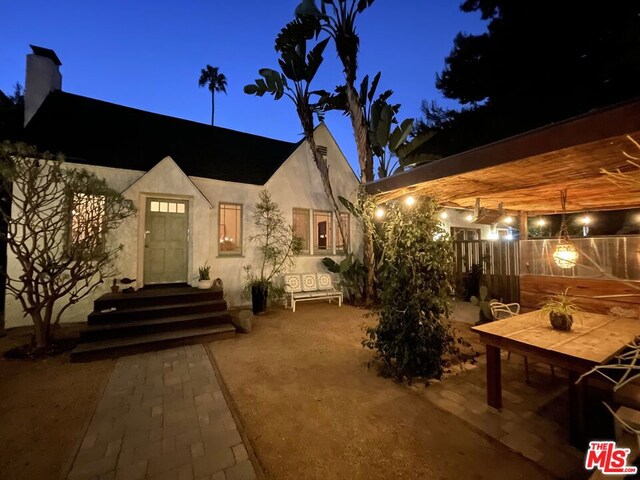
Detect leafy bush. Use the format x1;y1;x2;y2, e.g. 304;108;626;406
322;253;366;304
363;196;458;381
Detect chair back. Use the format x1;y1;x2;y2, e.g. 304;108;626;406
490;300;521;320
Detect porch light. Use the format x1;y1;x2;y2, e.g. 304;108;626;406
466;213;474;222
404;195;415;207
537;218;546;227
581;215;591;225
504;215;513;224
375;207;385;219
440;211;448;220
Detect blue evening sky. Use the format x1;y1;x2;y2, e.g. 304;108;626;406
0;1;486;177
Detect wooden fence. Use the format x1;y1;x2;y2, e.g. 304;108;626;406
452;240;520;303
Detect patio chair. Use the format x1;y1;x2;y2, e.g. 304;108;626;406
489;300;520;319
489;301;555;383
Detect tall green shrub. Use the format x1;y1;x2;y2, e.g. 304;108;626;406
363;196;457;381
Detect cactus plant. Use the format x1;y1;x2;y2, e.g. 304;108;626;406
477;285;494;323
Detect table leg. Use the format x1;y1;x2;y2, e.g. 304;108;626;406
486;345;502;410
568;371;587;449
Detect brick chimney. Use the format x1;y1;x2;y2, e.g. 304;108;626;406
24;45;62;126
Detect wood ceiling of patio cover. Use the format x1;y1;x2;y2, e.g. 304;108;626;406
365;99;640;214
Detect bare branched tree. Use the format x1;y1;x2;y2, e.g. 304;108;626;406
0;143;136;349
600;135;640;186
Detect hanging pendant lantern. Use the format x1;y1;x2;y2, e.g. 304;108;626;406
553;190;579;269
553;242;579;269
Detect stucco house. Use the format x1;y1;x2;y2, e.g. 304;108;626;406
3;46;361;332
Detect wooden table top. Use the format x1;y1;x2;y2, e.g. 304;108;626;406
472;310;639;366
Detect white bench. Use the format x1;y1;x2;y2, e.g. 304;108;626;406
283;273;343;312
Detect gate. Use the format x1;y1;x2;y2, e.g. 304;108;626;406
453;240;520;303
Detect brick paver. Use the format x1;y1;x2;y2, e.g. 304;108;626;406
68;345;256;480
420;353;584;479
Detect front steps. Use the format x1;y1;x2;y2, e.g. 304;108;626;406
71;285;235;362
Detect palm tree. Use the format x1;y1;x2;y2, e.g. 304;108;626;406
198;65;227;126
296;0;376;302
244;17;349;253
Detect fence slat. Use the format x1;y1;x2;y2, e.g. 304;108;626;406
452;240;520;303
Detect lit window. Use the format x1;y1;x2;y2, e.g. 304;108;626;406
70;193;105;249
219;203;242;255
149;200;186;214
336;213;350;253
313;211;332;253
292;208;310;254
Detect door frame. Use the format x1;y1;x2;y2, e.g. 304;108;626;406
137;192;194;288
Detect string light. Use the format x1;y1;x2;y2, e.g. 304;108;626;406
581;215;591;225
504;215;513;224
466;213;474;222
375;207;385;219
537;218;546;227
405;196;415;207
440;211;448;220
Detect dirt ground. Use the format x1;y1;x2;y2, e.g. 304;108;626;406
0;324;114;479
211;303;554;480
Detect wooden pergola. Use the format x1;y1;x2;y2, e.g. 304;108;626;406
365;98;640;315
365;99;640;215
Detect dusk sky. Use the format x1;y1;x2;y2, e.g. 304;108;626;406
1;1;486;175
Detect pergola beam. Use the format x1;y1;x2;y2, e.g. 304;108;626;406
365;99;640;214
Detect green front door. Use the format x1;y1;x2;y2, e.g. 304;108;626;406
143;198;189;285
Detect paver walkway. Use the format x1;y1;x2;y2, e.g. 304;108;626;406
67;345;256;480
421;353;584;479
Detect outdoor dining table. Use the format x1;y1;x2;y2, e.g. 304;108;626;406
472;310;640;448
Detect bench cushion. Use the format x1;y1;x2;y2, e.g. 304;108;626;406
317;273;333;290
284;274;302;293
301;273;317;291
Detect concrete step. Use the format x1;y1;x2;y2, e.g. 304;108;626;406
80;311;233;342
94;287;224;311
70;325;236;362
88;299;228;324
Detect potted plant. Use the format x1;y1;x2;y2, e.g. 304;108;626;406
242;190;302;314
540;289;582;331
197;262;213;289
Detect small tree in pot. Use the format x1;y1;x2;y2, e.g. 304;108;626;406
243;190;302;314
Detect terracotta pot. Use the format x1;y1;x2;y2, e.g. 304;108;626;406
550;312;573;331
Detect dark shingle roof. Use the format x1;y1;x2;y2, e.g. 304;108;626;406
24;91;301;185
